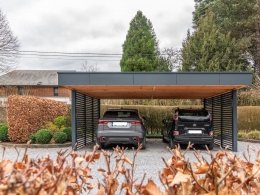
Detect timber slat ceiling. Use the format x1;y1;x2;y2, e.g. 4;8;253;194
64;85;244;99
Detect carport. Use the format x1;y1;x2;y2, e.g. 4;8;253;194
58;72;252;151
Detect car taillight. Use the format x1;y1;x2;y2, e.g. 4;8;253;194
209;114;212;121
173;131;179;135
98;120;108;125
131;121;143;125
174;115;178;120
209;131;214;136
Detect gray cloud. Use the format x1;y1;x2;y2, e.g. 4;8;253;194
1;0;194;72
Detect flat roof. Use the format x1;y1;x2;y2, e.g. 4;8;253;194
58;72;252;99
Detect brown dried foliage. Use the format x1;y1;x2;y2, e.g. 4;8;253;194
0;142;260;195
6;95;68;143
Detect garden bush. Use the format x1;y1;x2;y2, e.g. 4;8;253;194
0;123;7;128
237;132;247;139
28;134;36;144
0;124;9;142
42;121;62;134
6;95;68;143
63;127;72;141
35;129;53;144
247;130;260;139
53;132;67;144
54;116;67;129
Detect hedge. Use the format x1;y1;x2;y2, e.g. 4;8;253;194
101;105;260;134
6;95;68;143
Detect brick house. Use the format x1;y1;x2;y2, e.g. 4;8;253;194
0;70;72;104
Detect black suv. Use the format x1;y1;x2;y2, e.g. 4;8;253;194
162;108;214;150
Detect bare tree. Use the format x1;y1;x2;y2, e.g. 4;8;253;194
161;48;182;71
81;60;99;72
0;9;20;76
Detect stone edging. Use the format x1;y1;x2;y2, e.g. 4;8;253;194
0;142;72;148
237;138;260;143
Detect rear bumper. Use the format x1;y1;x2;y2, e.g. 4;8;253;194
97;136;145;145
96;130;145;145
173;135;213;144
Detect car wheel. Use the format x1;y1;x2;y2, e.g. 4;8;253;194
169;139;176;149
162;134;167;143
96;140;104;150
207;142;214;150
141;138;146;150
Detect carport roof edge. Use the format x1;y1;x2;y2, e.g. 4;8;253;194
58;72;252;86
57;72;252;99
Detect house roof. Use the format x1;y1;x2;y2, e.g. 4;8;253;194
0;70;76;86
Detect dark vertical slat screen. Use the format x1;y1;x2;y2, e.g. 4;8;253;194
75;92;100;150
205;91;233;150
75;92;87;149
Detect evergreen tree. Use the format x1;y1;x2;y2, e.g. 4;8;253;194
181;10;249;71
120;11;169;71
192;0;259;72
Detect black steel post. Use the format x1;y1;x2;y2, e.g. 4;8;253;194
71;90;77;151
92;97;94;142
84;94;87;146
220;94;223;147
232;90;238;152
203;99;206;109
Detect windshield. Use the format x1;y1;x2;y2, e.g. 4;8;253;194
103;111;138;118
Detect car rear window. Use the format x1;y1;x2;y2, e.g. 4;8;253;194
103;111;138;118
178;110;208;116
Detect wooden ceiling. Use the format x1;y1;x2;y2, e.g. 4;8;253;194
64;85;244;99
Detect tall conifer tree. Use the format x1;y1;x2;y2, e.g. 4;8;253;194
181;10;249;71
120;11;159;72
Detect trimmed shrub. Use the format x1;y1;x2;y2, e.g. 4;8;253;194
35;129;53;144
54;116;67;129
54;132;67;144
42;121;61;134
237;132;246;138
63;127;72;141
28;134;36;144
247;131;260;139
0;124;9;142
0;123;7;128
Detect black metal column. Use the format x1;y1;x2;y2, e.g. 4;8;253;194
71;90;76;149
232;90;238;152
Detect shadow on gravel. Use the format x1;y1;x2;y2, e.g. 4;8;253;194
76;139;219;152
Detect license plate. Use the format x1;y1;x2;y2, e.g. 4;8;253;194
112;122;127;126
188;130;202;134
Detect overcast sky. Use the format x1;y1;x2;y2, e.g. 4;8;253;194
1;1;195;72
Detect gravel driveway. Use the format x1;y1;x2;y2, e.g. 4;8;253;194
0;139;259;194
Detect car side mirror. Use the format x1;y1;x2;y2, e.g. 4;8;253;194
142;116;146;120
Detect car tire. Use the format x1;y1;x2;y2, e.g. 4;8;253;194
162;135;167;143
141;138;146;150
169;139;176;149
96;141;104;150
207;142;214;150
